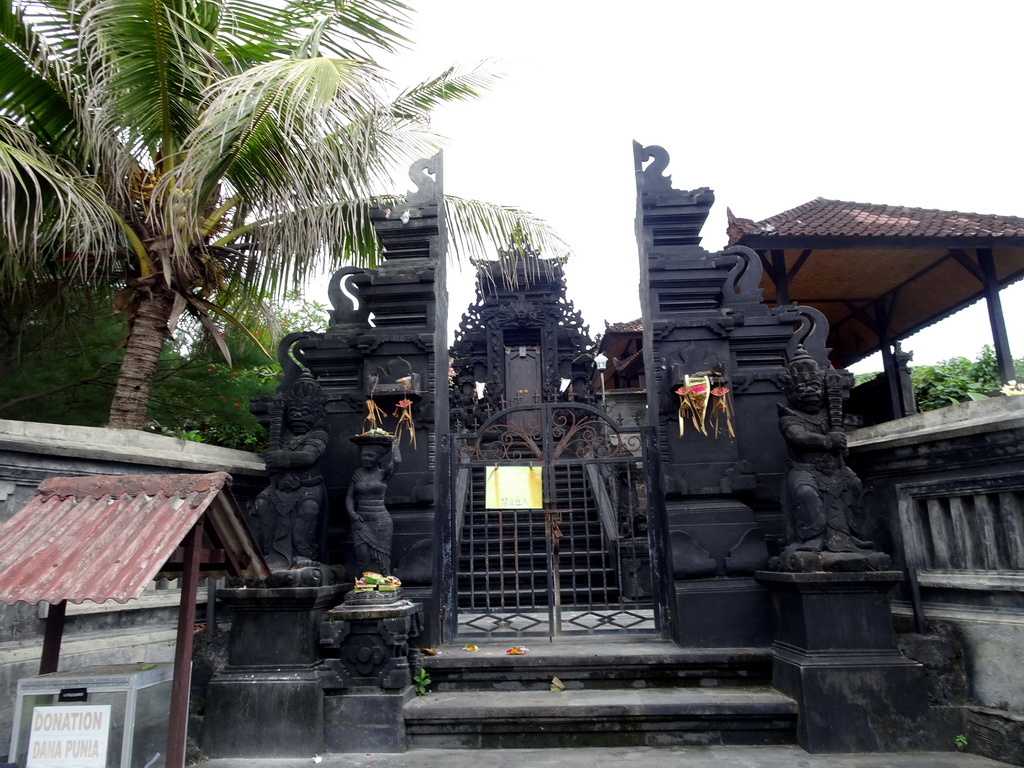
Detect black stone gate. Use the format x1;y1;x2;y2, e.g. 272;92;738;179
443;402;663;639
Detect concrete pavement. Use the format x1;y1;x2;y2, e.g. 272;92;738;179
198;746;1016;768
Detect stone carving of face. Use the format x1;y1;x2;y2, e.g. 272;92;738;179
792;379;824;413
287;405;314;433
361;445;387;468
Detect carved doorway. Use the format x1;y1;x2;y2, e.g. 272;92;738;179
504;343;541;433
445;403;662;640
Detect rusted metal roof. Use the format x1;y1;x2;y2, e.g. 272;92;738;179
0;472;269;606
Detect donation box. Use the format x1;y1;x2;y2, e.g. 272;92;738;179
9;663;173;768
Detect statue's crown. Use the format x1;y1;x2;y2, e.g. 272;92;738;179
288;371;327;408
785;346;822;386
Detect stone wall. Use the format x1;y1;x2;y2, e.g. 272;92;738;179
0;419;267;756
848;396;1024;763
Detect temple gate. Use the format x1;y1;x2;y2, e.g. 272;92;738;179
446;259;661;638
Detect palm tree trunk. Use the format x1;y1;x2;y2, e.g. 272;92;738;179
107;283;175;430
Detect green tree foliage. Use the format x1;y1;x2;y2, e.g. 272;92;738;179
0;0;569;431
0;290;329;451
911;346;1024;411
0;284;124;426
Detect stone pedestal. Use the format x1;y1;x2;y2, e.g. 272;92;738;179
201;585;346;758
319;595;423;753
669;499;772;647
674;577;772;647
756;570;930;752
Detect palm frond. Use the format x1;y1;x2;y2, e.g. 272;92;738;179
0;117;120;292
0;3;80;152
77;0;216;165
290;0;412;60
156;54;396;266
388;64;497;120
445;195;574;266
216;197;384;300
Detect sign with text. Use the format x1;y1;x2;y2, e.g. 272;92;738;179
485;466;543;509
27;705;111;768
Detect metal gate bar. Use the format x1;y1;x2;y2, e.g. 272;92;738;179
451;403;659;639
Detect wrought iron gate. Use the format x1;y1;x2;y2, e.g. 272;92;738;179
447;403;658;639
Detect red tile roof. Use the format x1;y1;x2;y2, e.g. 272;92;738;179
728;198;1024;242
604;318;643;333
0;473;268;606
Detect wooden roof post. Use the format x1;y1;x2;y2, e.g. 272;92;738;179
38;599;67;674
770;249;790;306
875;300;906;420
166;519;203;768
978;248;1016;384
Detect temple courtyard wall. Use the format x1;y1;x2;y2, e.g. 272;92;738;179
848;396;1024;761
0;419;267;747
0;397;1022;759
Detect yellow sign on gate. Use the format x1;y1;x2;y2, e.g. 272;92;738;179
485;466;543;509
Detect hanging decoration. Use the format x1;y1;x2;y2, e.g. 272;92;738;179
675;375;709;436
674;372;733;438
363;397;389;433
393;398;417;448
709;385;735;438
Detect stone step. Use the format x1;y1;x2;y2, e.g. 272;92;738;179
404;686;798;749
419;640;773;690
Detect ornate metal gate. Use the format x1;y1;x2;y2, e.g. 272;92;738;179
447;403;658;639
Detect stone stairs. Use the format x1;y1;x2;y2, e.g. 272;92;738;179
404;636;797;749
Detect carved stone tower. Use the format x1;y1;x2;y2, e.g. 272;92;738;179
634;142;839;646
254;154;449;641
449;251;595;432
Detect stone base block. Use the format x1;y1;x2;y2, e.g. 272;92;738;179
201;669;323;757
772;648;930;752
672;577;772;647
323;688;415;753
756;570;932;753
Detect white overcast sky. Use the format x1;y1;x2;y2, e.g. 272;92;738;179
373;0;1024;372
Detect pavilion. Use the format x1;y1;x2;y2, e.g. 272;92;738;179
726;198;1024;418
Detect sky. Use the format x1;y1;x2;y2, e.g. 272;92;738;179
374;0;1024;373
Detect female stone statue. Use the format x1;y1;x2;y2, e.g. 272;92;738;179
346;434;401;575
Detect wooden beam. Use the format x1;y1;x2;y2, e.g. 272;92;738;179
771;249;789;305
841;301;879;332
39;599;67;675
978;248;1016;383
948;248;985;284
787;249;813;282
166;519;203;768
165;546;227;564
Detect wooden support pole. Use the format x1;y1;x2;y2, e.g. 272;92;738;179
39;599;67;675
875;300;905;420
978;248;1015;383
771;249;790;306
166;521;202;768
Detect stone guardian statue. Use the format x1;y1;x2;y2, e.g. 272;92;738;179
249;372;329;577
777;346;889;571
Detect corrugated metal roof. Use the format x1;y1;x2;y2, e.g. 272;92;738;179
0;472;268;606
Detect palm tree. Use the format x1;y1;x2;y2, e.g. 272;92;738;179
0;0;568;430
